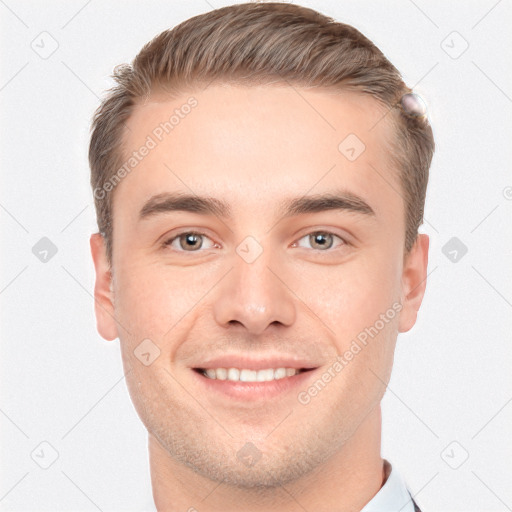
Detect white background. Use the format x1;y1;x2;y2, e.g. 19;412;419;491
1;0;511;510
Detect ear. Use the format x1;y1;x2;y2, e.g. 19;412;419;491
90;233;118;341
398;233;429;333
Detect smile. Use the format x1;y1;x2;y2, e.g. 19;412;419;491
191;365;318;401
196;367;311;382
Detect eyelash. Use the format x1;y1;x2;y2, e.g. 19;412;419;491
162;230;349;253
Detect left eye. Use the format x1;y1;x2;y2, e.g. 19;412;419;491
293;231;346;251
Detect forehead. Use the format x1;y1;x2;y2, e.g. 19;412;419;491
114;84;401;226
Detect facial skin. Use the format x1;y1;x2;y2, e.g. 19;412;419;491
91;84;429;512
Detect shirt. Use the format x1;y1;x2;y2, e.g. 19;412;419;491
361;459;421;512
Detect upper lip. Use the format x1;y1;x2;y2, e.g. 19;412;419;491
193;355;320;371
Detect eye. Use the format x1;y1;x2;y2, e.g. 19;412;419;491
162;231;217;252
161;230;348;253
293;231;347;251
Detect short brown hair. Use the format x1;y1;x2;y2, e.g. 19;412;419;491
89;2;434;267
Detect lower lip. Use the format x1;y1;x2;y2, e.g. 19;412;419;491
191;368;318;401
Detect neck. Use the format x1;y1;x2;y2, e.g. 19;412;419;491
149;405;384;512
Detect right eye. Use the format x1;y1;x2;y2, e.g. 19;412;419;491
162;231;218;252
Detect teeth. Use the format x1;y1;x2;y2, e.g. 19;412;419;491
274;368;286;379
216;368;227;380
240;369;258;382
257;369;274;382
205;369;217;379
227;368;240;381
202;367;300;382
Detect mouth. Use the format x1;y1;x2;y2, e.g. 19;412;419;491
193;367;315;382
191;365;319;401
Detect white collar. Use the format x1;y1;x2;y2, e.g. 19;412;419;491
360;459;417;512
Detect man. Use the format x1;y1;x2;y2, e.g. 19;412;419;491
89;3;433;510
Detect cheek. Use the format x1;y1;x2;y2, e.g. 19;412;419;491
121;354;181;438
113;262;217;344
297;254;402;340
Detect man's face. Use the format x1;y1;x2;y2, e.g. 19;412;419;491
91;84;428;487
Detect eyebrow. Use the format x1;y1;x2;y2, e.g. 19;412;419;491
138;190;376;222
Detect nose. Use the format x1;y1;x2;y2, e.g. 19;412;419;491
212;246;296;335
